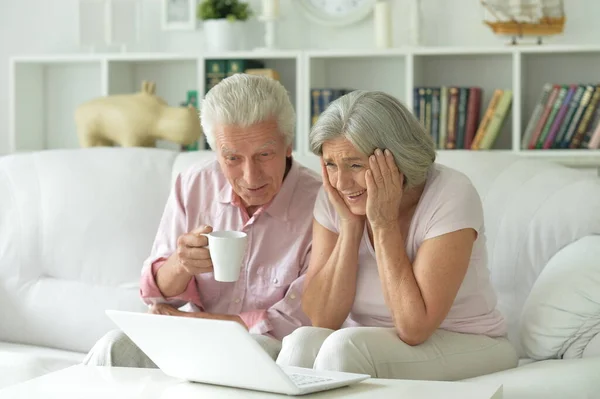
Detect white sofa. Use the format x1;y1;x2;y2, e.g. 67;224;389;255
0;147;599;398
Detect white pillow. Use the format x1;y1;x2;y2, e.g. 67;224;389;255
520;235;600;360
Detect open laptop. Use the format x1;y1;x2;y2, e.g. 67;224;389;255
105;310;370;396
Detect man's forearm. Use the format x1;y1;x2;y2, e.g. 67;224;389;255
155;252;194;298
189;311;247;329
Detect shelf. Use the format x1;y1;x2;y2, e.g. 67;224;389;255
307;54;406;99
11;61;103;152
520;52;600;149
305;48;408;58
201;50;302;60
105;59;199;151
517;149;600;167
9;47;600;169
410;46;513;56
412;53;514;150
203;54;301;151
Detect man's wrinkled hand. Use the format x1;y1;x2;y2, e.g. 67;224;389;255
175;225;214;276
148;303;186;317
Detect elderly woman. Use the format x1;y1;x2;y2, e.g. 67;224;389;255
276;90;518;380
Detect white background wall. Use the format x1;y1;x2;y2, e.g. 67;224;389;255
1;0;599;155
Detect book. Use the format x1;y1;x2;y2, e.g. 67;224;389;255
464;87;482;149
569;85;600;148
542;84;577;149
553;85;585;148
226;59;265;76
521;83;552;149
438;86;448;149
535;85;568;149
310;88;351;127
479;90;513;150
560;85;595;148
445;87;459;149
430;88;441;148
456;88;469;149
245;68;280;81
527;84;560;149
205;59;227;93
471;89;503;150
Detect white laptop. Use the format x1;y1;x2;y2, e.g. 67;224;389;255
105;310;370;396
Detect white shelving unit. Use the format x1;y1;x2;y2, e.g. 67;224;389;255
9;45;600;167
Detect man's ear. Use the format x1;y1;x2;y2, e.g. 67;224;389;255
285;145;293;157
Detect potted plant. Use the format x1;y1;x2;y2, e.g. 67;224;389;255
197;0;253;52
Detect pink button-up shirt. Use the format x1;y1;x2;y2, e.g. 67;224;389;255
139;158;322;341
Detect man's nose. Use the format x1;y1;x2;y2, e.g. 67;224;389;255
243;160;262;186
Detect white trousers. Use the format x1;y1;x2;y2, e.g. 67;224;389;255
276;326;518;380
83;329;282;368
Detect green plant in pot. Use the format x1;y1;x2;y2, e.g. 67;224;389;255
198;0;253;52
197;0;253;22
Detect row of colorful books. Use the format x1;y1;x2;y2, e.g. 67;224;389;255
522;83;600;150
310;88;354;127
414;87;512;150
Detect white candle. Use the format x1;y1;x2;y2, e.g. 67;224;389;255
262;0;280;19
374;1;392;48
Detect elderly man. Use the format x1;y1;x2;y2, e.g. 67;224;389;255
84;74;321;367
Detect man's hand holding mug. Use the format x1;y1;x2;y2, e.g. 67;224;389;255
176;225;248;283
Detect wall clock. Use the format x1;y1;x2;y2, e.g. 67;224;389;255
295;0;377;27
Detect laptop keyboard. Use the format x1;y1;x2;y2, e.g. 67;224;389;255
288;373;334;386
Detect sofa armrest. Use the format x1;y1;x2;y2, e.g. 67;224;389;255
520;235;600;360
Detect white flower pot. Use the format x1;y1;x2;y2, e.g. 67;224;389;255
203;19;244;52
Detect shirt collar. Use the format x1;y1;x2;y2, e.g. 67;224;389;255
217;157;300;223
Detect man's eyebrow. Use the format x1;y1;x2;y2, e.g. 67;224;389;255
257;140;277;150
220;145;235;154
220;141;277;154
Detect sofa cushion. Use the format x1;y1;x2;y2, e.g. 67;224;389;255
0;147;178;353
463;356;600;399
520;235;600;360
434;151;600;357
583;332;600;358
0;342;84;389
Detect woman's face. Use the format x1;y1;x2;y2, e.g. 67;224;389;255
322;137;370;216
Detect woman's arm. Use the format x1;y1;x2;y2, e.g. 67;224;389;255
365;149;476;345
301;219;363;330
373;225;475;345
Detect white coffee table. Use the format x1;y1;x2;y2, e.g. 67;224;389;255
0;365;503;398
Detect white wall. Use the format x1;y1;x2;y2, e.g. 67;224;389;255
1;0;599;155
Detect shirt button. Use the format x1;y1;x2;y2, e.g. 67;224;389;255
234;298;240;304
290;293;296;300
273;278;278;284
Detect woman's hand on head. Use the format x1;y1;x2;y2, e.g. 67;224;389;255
366;148;404;229
320;158;364;229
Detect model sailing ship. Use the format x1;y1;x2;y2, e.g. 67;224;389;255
480;0;565;44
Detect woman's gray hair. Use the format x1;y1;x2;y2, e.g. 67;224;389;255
309;90;436;189
200;74;295;150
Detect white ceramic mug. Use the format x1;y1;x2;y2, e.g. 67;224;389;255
201;231;248;282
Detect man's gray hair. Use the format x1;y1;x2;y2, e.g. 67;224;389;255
200;74;295;150
309;90;436;189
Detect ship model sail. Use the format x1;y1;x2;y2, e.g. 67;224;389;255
480;0;565;44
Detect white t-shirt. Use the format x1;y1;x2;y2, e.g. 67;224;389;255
313;163;507;337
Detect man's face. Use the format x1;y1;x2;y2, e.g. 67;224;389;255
215;118;292;212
